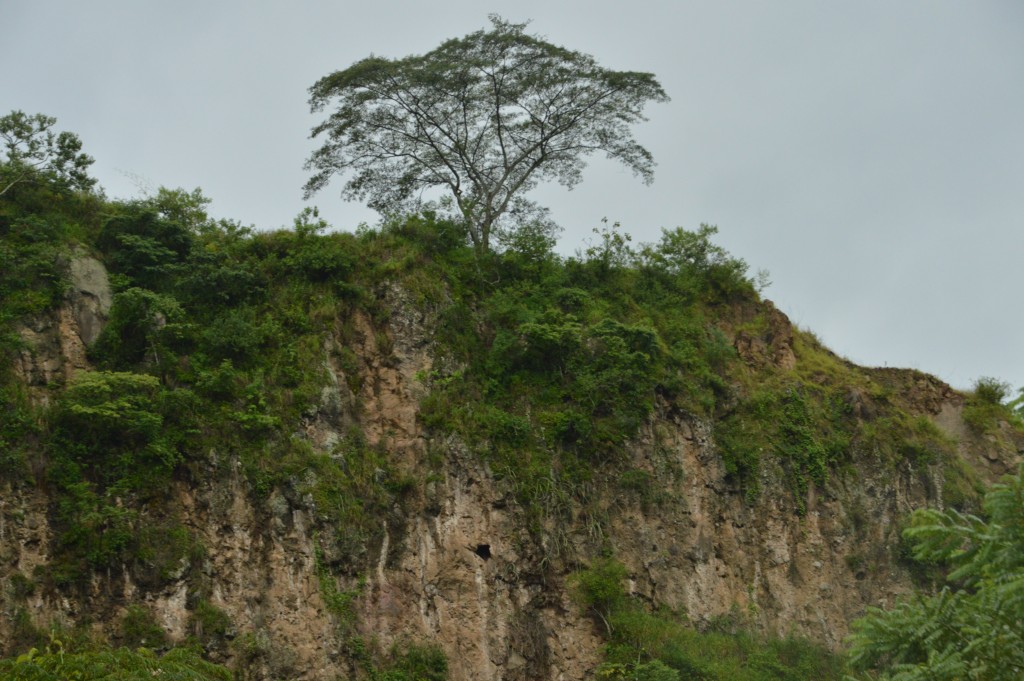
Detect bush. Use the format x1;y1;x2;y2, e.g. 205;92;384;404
56;371;164;454
0;215;68;320
380;643;449;681
199;307;267;364
96;208;193;290
963;377;1019;436
47;372;192;578
119;605;167;649
571;557;629;635
90;288;183;369
191;601;233;652
972;376;1009;405
0;643;232;680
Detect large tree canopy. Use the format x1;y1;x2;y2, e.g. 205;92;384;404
305;16;669;253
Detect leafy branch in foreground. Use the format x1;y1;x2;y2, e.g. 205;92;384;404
847;467;1024;680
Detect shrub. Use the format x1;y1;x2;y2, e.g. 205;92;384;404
56;371;164;454
972;376;1010;405
963;377;1019;436
96;208;193;290
90;288;183;370
571;557;629;635
191;601;233;651
0;643;232;680
199;307;267;364
381;643;449;681
119;605;167;649
47;372;191;578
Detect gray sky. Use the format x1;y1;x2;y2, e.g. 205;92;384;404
4;1;1022;392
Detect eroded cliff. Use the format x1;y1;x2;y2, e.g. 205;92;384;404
2;250;1020;681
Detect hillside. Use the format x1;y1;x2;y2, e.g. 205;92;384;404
1;180;1021;680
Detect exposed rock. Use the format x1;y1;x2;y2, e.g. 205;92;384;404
13;252;111;400
2;280;1020;680
67;252;113;346
734;300;796;370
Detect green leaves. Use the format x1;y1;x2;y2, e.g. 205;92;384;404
485;309;660;453
306;15;668;252
46;372;196;578
0;644;231;680
0;213;70;364
848;468;1024;680
571;557;630;630
59;371;164;446
716;383;852;507
53;370;190;486
0;110;96;197
91;288;184;369
97;208;194;290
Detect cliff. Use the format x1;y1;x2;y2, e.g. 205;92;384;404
0;202;1020;680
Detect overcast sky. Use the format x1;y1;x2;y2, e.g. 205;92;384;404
4;1;1022;392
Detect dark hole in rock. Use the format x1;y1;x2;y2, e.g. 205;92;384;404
474;544;491;560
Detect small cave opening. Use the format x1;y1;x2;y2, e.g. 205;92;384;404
474;543;491;560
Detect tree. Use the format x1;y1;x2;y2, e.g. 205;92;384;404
847;467;1024;680
304;15;669;253
0;110;95;197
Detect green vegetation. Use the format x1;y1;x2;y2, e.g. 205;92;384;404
0;153;761;674
344;639;449;681
119;605;168;649
305;16;668;253
45;370;197;585
189;601;233;652
572;557;847;680
716;330;977;511
377;643;449;681
414;220;754;545
0;640;230;680
716;381;852;507
964;376;1014;433
3;108;1017;679
1;110;95;197
0;127;106;482
848;467;1024;680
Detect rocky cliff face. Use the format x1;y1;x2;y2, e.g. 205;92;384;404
13;251;111;402
1;264;1019;680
